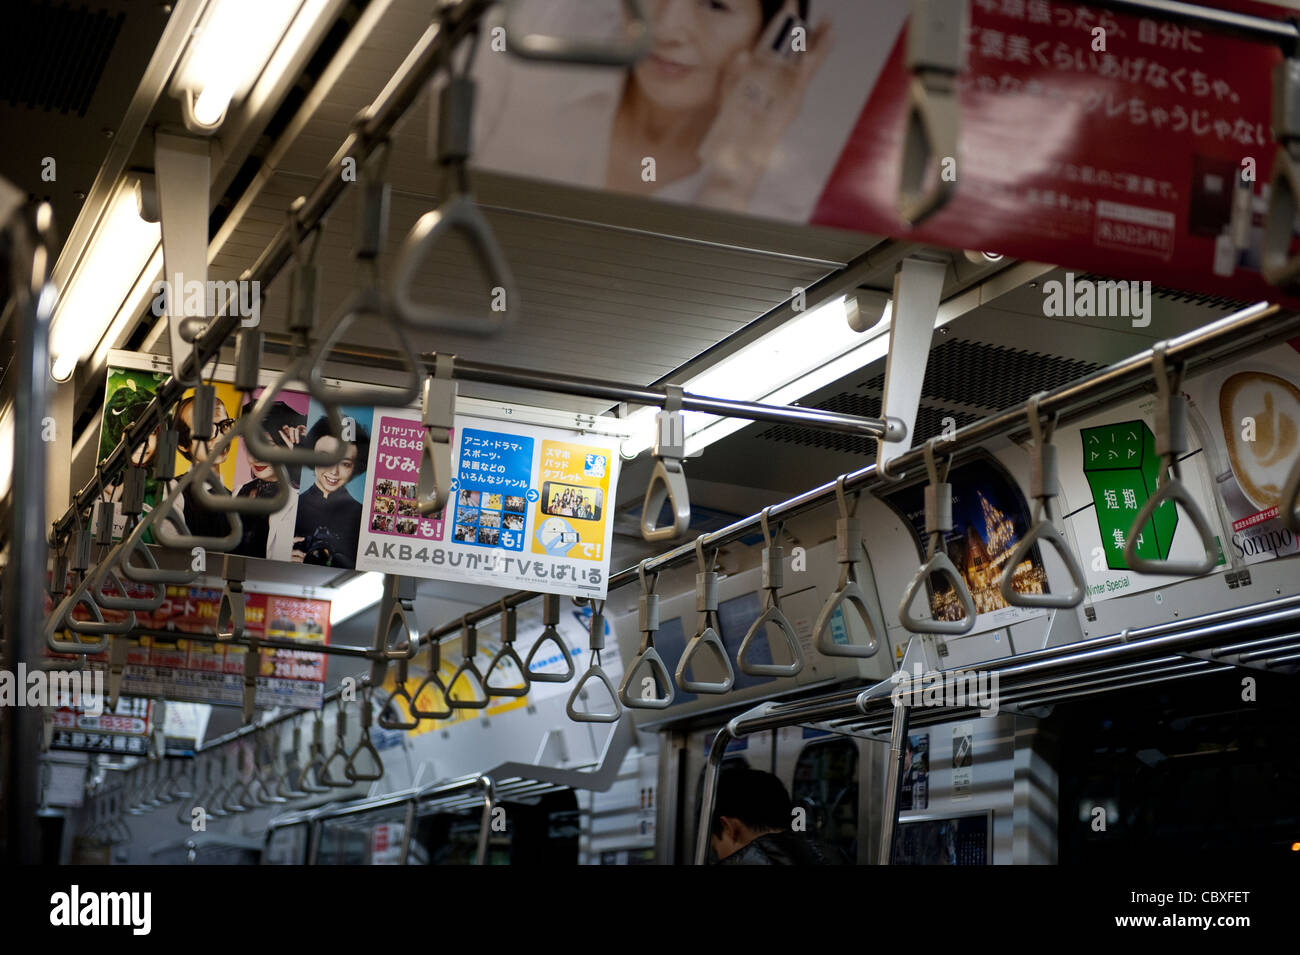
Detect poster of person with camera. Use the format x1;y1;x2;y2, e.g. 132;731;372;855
291;402;373;569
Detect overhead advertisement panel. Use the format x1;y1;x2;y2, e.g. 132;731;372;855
469;0;1300;306
356;408;623;599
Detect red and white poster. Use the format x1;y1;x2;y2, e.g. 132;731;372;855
469;0;1300;306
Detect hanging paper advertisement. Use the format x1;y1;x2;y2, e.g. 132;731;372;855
467;0;1300;308
51;698;153;757
357;410;622;598
878;454;1048;635
1054;395;1227;602
1183;339;1300;566
46;580;331;709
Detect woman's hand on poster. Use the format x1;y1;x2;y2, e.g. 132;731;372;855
698;6;833;210
278;424;305;449
291;538;306;563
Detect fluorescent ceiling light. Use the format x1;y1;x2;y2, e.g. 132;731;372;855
329;572;386;626
0;403;13;500
48;179;160;382
621;295;894;458
173;0;303;130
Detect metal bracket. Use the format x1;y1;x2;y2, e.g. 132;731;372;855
641;385;690;541
876;256;947;476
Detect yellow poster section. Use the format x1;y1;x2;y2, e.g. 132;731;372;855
379;639;530;738
529;438;613;562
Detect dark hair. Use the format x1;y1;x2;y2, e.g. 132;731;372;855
243;397;306;488
711;767;793;837
304;415;369;477
761;1;810;26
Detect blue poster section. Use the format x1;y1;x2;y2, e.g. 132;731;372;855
451;428;535;552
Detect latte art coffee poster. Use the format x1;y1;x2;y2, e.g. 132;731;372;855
1185;340;1300;566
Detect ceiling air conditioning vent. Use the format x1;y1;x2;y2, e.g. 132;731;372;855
2;1;124;116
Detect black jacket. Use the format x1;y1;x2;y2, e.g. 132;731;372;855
293;484;362;568
717;832;847;865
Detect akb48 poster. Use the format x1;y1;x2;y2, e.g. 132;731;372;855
356;409;623;599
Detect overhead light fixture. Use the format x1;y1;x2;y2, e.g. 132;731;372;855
329;572;386;626
0;402;13;500
620;295;896;459
170;0;305;132
48;177;160;382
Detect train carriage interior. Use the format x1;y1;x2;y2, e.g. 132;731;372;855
2;0;1300;903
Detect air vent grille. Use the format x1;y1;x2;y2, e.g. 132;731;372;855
2;2;123;116
758;339;1104;454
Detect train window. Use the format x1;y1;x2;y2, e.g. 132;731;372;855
791;740;859;863
264;822;310;865
408;790;579;865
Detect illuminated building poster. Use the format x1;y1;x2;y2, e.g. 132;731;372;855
879;454;1048;634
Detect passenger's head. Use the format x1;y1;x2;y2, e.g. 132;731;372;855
710;766;793;860
632;0;810;113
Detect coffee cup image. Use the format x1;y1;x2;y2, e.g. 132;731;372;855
1218;371;1300;512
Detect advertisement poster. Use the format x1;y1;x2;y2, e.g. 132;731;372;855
1184;340;1300;566
879;454;1048;634
358;411;621;598
50;698;153;756
901;732;930;812
468;0;1300;308
47;582;330;709
1055;395;1226;602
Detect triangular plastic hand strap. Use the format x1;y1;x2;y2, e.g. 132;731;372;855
346;696;384;782
307;286;423;407
484;644;530;697
193;452;292;515
618;641;675;709
391;193;519;336
241;359;348;467
1262;145;1300;286
379;600;421;660
118;536;197;585
640;457;690;542
999;515;1086;608
378;659;422;730
152;477;244;552
897;1;965;225
813;573;884;658
484;601;529;698
676;623;735;694
447;659;489;709
321;714;352;788
740;594;805;676
411;641;453;720
525;625;575;683
504;0;652;66
1283;451;1300;533
278;727;311;799
1122;474;1220;577
49;587;126;652
300;721;331;793
89;554;165;612
566;662;622;723
898;551;976;635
